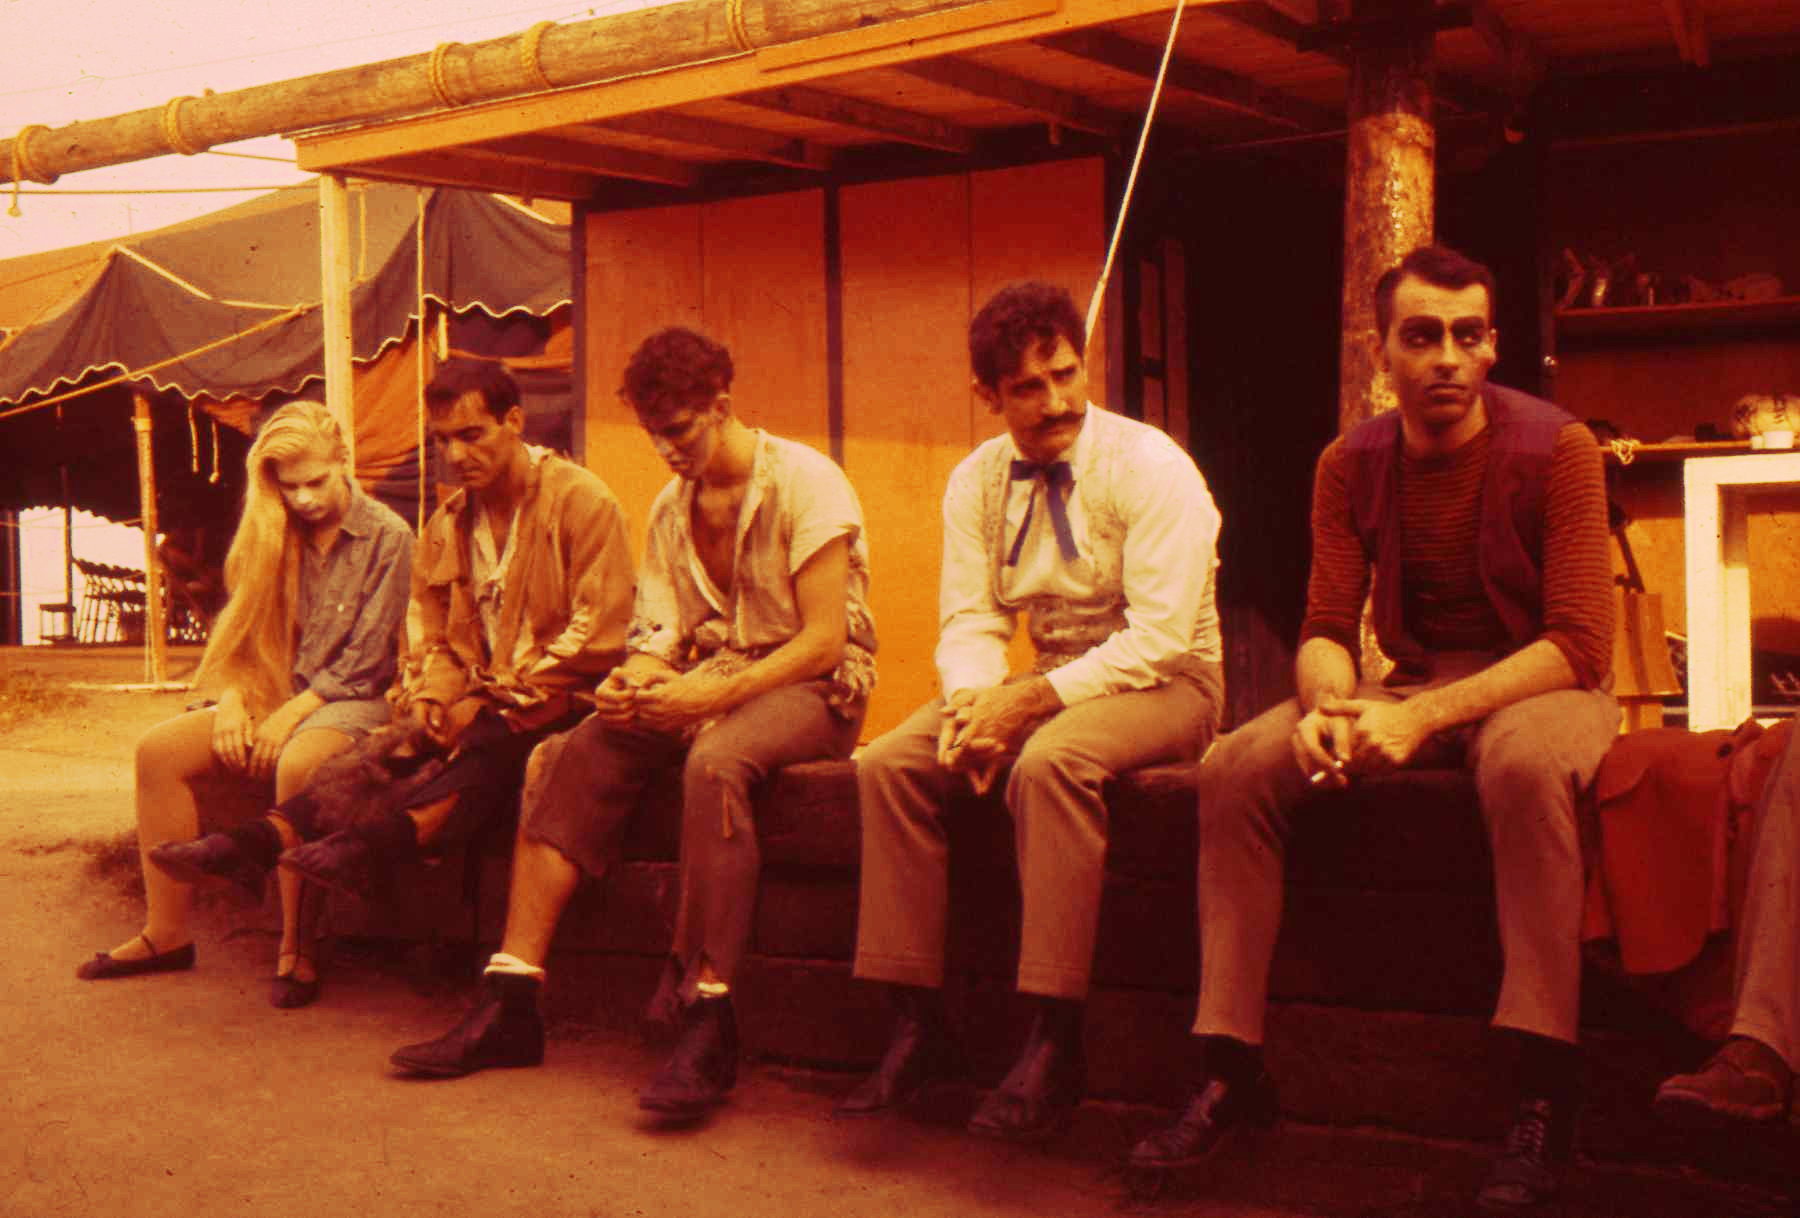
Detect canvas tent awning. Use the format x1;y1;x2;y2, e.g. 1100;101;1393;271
0;183;571;408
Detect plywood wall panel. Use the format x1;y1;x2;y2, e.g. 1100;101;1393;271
841;172;976;736
701;190;830;451
584;204;704;553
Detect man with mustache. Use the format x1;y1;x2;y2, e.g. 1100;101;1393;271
1132;245;1617;1214
839;280;1225;1142
162;359;637;904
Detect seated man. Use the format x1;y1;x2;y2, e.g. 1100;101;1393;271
389;327;876;1123
1655;719;1800;1127
153;360;634;910
839;281;1226;1141
1129;245;1617;1214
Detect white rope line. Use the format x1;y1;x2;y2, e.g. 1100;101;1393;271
1085;0;1187;346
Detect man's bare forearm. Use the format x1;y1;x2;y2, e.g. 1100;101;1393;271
1295;637;1357;713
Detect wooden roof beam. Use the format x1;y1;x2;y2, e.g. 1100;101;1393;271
583;112;834;172
891;56;1126;137
478;134;699;186
1036;29;1332;131
341;151;594;200
1660;0;1711;67
733;86;974;153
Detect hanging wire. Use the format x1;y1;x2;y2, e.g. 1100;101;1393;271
1085;0;1188;345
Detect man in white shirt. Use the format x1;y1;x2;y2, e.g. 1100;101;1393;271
839;281;1226;1141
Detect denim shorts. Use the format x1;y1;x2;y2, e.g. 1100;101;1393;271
295;696;392;740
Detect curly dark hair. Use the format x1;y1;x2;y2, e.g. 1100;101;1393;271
969;281;1086;389
423;358;520;421
1374;244;1497;337
619;327;735;424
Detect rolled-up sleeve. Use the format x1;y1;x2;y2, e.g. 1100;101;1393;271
1043;447;1220;706
934;459;1014;698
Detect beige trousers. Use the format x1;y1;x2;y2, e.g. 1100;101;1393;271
1190;673;1619;1045
1731;721;1800;1068
853;674;1219;1000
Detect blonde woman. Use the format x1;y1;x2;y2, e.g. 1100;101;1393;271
77;401;414;1007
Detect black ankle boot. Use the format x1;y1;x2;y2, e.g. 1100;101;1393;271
835;984;964;1117
389;972;545;1077
967;996;1086;1142
639;994;738;1119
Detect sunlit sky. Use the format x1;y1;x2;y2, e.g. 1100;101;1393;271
0;0;674;259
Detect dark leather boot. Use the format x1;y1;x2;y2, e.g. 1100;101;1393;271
1129;1067;1279;1169
389;972;545;1077
278;831;378;898
835;984;964;1117
639;994;738;1119
1475;1097;1575;1211
150;829;275;898
967;996;1086;1142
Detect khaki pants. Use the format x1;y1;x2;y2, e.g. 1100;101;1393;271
525;680;861;988
853;674;1219;1000
1191;673;1618;1045
1732;722;1800;1068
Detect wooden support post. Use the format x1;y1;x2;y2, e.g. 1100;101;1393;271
1338;0;1436;435
131;394;168;685
320;173;356;464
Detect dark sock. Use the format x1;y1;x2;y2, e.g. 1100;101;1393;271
225;818;284;870
1500;1028;1579;1109
1197;1034;1263;1087
354;810;420;864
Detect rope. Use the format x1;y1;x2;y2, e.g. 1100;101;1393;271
1084;0;1187;345
724;0;755;53
8;124;56;218
161;96;203;156
0;304;313;423
520;20;557;90
429;42;464;108
1610;437;1641;466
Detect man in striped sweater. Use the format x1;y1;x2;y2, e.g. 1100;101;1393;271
1132;245;1618;1213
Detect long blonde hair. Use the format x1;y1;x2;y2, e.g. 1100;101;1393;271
194;401;352;717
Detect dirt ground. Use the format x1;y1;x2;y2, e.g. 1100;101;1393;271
0;646;1787;1218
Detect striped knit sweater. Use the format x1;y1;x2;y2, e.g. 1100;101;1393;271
1301;420;1613;688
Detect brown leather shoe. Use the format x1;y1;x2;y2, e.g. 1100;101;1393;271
1128;1069;1279;1169
835;986;964;1118
1655;1036;1791;1126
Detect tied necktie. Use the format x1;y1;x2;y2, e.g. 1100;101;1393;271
1007;459;1078;566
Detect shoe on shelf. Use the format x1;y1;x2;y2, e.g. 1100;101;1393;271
967;1001;1086;1143
1475;1097;1574;1212
1654;1036;1791;1127
76;933;196;981
279;833;377;899
835;985;964;1118
1128;1068;1279;1170
639;994;738;1120
391;972;546;1077
149;833;270;899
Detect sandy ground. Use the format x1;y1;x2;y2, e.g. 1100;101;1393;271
0;646;1787;1218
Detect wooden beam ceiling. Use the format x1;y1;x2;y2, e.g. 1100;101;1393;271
1035;28;1333;131
583;112;835;172
733;86;975;153
340;151;594;200
480;134;699;186
891;56;1126;136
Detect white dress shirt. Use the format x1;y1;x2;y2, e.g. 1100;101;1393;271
935;404;1223;707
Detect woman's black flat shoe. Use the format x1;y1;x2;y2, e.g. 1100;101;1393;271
76;934;195;980
270;952;320;1009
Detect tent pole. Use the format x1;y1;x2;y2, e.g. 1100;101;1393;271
131;394;169;685
320;173;356;465
416;187;430;532
59;460;73;610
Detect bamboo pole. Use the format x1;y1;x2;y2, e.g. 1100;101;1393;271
415;187;430;533
0;0;1009;186
319;175;356;461
131;394;169;685
1337;0;1436;434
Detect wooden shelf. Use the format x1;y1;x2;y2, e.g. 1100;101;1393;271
1598;439;1753;465
1557;295;1800;341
